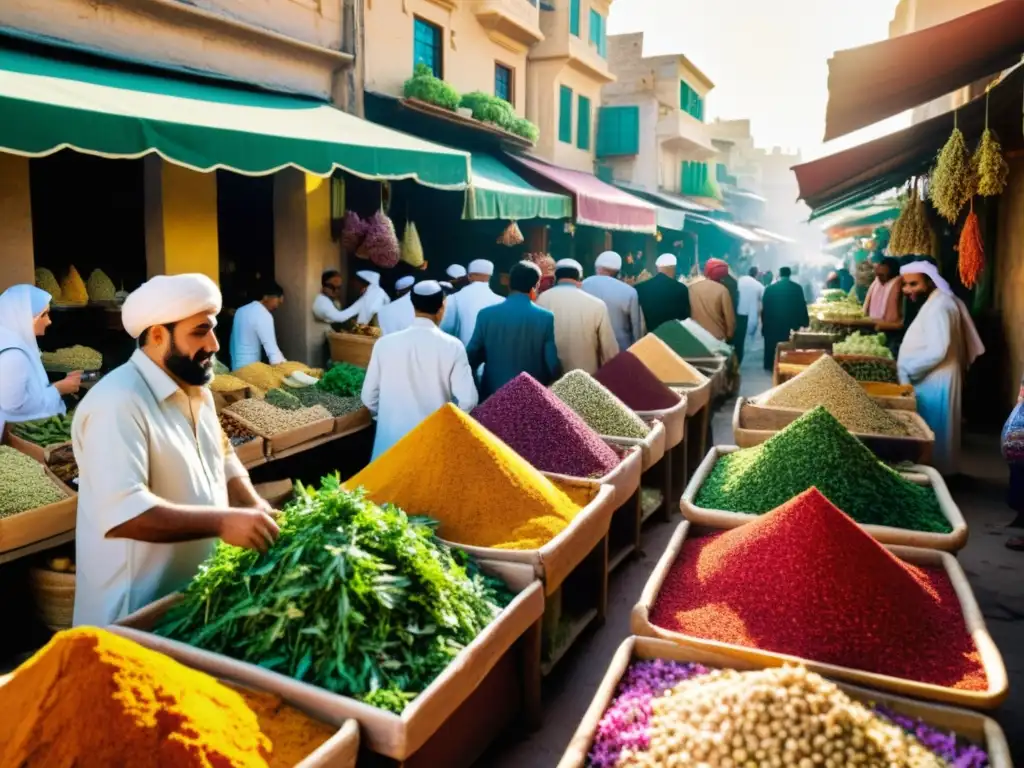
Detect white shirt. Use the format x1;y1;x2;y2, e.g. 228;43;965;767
0;347;65;432
441;281;503;345
361;317;478;459
72;350;248;626
376;293;415;336
230;301;285;369
312;287;391;328
312;293;359;326
737;275;765;318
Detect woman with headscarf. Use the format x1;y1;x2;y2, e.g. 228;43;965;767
0;284;81;434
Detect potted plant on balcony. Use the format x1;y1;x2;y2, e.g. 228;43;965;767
459;91;539;143
403;63;460;111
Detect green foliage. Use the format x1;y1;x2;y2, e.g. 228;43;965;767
155;476;513;713
403;63;460;111
318;362;366;397
459;91;539;143
508;116;540;142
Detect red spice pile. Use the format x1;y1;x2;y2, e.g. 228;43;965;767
650;488;986;690
594;351;682;411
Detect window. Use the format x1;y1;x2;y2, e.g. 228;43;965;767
681;161;709;197
576;95;591;150
413;17;443;78
679;80;704;120
494;63;513;104
589;9;607;58
569;0;580;36
596;106;640;157
558;85;574;143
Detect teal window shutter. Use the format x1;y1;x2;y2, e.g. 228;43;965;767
577;95;591;150
589;10;606;57
596;106;639;157
559;85;574;143
570;0;580;36
596;162;614;182
413;17;443;77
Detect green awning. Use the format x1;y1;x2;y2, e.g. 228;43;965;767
463;152;572;220
0;45;470;187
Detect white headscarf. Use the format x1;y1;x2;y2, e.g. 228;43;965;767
900;261;985;367
0;284;52;389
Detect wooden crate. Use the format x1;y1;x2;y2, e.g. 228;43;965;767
681;445;968;552
252;479;294;508
327;332;377;367
231;436;267;467
0;469;77;555
861;382;917;411
333;406;372;436
4;427;70;465
113;560;544;768
635;395;687;450
630;522;1007;709
603;421;670;540
221;411;335;457
557;636;1013;768
635;400;687;526
733;398;935;464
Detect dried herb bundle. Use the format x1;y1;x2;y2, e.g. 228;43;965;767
958;206;985;289
889;184;934;257
973;129;1009;197
929;124;975;223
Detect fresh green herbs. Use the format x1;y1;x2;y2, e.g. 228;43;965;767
317;363;367;397
154;476;513;713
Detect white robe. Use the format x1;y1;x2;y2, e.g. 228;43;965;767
897;291;964;475
361;317;478;460
376;294;415;336
441;281;503;345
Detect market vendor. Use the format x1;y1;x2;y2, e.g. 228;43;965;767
634;253;691;331
582;251;644;352
440;259;503;345
863;256;903;325
311;269;389;329
0;285;81;434
362;281;477;460
71;274;279;626
897;261;985;475
229;280;286;370
377;275;416;336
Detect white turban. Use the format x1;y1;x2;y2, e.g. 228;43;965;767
596;251;622;272
555;258;583;277
395;275;416;292
468;259;494;277
900;261;985;367
121;274;221;340
656;253;678;268
446;264;468;279
356;270;380;286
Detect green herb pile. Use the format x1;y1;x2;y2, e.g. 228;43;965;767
834;331;893;360
318;363;367;397
264;388;302;411
840;359;899;384
154;475;513;713
293;388;364;417
652;321;714;358
11;414;73;447
695;407;949;532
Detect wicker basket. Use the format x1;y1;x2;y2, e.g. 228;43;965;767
327;332;377;367
29;567;75;631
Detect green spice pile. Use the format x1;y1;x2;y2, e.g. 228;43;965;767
551;370;650;439
155;476;513;714
224;400;332;436
762;355;909;436
11;414;73;447
293;388;364;417
0;446;68;517
317;363;367;397
651;321;713;358
694;407;950;532
41;346;102;372
264;388;302;411
834;331;893;359
842;359;899;384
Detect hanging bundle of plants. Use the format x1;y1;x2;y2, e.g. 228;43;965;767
889;183;934;257
973;131;1009;197
341;211;367;256
497;221;524;246
888;187;912;255
929;115;975;223
400;220;425;268
958;202;985;289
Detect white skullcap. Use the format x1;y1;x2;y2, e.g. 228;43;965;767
412;280;443;296
446;264;467;279
395;275;415;291
595;251;622;271
656;253;678;268
122;274;221;340
555;258;582;271
356;270;380;286
439;281;454;291
468;259;495;277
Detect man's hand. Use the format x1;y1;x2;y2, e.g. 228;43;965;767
218;508;280;553
55;371;83;395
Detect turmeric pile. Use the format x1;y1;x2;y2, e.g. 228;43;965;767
345;403;587;550
0;627;333;768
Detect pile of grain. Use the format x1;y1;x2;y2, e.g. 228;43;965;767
224;400;331;436
550;370;650;439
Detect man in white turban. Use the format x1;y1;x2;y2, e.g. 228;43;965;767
898;261;985;475
72;274;279;627
377;275;417;336
583;251;644;351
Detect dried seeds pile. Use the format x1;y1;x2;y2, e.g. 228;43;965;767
218;413;257;447
209;374;250;393
293;388;364;418
652;489;985;689
0;446;68;517
473;373;622;478
762;355;910;436
551;370;650;439
594;352;683;412
695;407;949;532
627;335;707;385
224;400;332;436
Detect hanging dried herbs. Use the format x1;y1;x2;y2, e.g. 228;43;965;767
889;183;934;257
929;114;975;223
497;221;524;246
973;93;1009;197
958;203;985;289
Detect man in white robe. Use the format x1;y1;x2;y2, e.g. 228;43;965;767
897;261;985;475
440;259;503;344
377;275;416;336
362;281;478;460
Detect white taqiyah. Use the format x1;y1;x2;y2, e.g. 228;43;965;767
356;270;381;286
555;259;583;277
413;280;443;296
446;264;468;279
595;251;622;272
468;259;495;277
656;253;678;268
121;274;222;339
395;276;416;292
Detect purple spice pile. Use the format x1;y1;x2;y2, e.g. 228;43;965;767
875;706;991;767
472;373;622;478
587;660;708;768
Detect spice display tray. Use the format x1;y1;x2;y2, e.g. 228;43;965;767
671;378;710;418
861;382;917;411
694;358;727;400
113;560;544;767
605;420;671;529
543;446;641;512
602;419;667;473
221;411;335;457
333;406;372;436
327;331;377;368
540;538;608;677
635;393;687;450
630;523;1007;709
211;387;252;414
557;636;1012;768
4;428;71;465
681;445;968;551
734;397;935;464
675;390;711;495
231;436;267;467
0;469;77;556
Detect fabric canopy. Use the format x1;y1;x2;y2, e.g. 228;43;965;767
823;0;1024;141
615;183;718;217
796;64;1024;217
507;154;658;233
687;214;766;243
0;44;470;187
463;153;572;220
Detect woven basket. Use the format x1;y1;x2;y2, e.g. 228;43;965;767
29;567;76;631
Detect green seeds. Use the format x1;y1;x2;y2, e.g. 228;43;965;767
0;446;68;517
551;370;650;439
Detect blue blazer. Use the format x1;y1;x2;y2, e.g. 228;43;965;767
467;293;562;399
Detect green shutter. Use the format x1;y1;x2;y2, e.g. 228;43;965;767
596;162;614;182
559;85;573;143
596;105;639;157
570;0;580;36
589;10;606;58
577;95;591;150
